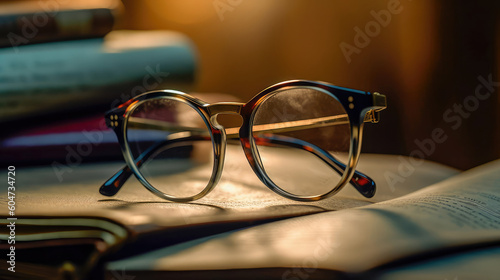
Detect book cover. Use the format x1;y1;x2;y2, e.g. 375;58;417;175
0;30;197;123
0;0;120;48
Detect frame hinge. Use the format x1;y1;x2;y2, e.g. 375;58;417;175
372;92;387;109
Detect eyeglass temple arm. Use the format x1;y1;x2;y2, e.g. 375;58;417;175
99;134;210;197
252;134;375;198
228;111;379;136
229;114;376;197
100;112;378;198
100;133;375;198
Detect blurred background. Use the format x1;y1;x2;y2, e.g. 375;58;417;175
1;0;499;170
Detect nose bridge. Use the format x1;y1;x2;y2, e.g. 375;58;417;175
207;102;244;116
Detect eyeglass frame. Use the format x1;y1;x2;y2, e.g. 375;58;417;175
99;80;387;202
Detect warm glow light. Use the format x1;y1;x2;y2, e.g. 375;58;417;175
145;0;216;25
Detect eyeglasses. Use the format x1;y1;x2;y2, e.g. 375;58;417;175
99;80;386;202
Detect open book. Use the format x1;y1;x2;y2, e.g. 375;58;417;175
1;146;499;279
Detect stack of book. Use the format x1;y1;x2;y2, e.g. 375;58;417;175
0;0;197;166
0;0;197;128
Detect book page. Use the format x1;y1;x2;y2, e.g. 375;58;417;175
106;159;500;276
0;146;457;233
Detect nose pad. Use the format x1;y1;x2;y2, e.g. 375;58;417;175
209;113;244;139
207;102;244;132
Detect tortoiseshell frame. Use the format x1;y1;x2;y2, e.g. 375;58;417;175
100;80;387;202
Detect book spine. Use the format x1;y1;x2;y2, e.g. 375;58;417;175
0;8;115;48
0;32;197;122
